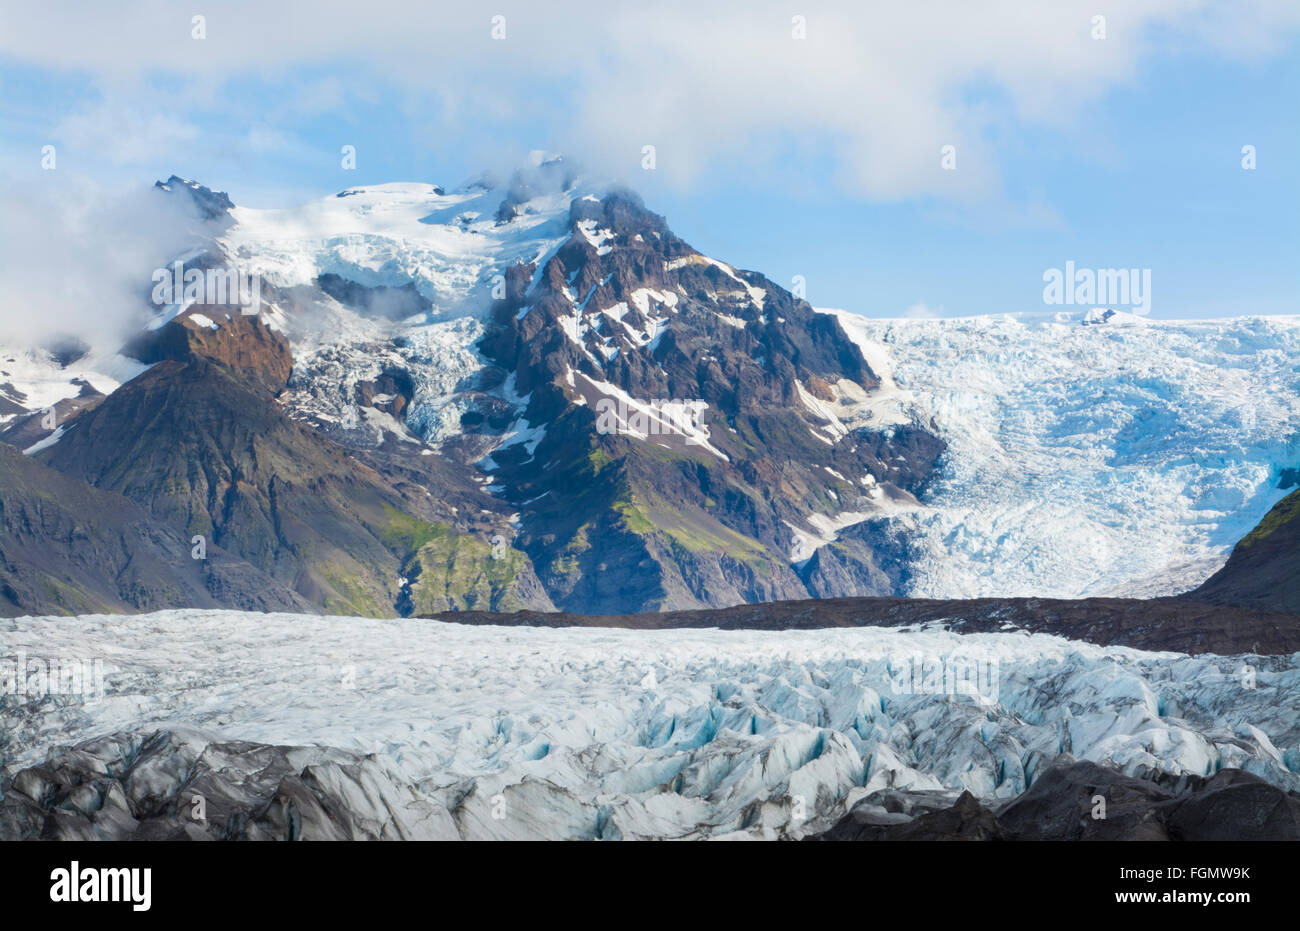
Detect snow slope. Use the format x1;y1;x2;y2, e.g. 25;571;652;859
221;181;578;315
828;311;1300;598
212;174;588;450
3;611;1297;839
0;346;146;425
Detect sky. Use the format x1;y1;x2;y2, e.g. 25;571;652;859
1;0;1298;321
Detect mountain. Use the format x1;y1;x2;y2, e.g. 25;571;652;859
1;163;1297;616
21;310;552;617
0;442;308;615
1188;486;1300;614
218;167;949;613
0;166;950;616
472;188;945;611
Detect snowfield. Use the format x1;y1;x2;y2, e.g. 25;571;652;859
222;181;576;316
830;311;1300;599
3;611;1297;839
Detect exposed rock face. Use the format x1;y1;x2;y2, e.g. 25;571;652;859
1188;488;1300;616
472;189;945;613
154;175;235;223
126;308;293;396
0;443;309;616
354;367;415;419
812;757;1300;841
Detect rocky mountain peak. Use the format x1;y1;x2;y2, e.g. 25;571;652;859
154;175;236;223
125;308;292;398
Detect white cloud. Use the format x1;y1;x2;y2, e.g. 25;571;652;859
246;124;290;153
0;175;208;347
2;1;1297;202
903;302;945;319
54;103;198;165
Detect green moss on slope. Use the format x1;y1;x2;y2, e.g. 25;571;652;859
1238;489;1300;549
403;527;528;613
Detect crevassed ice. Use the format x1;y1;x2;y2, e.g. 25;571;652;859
3;611;1297;839
829;311;1300;599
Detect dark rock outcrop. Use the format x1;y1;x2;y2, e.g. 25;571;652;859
316;273;432;322
0;729;457;840
1188;488;1300;616
811;757;1300;841
154;175;235;223
0;443;309;616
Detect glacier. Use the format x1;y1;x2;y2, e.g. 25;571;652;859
830;310;1300;598
3;610;1297;840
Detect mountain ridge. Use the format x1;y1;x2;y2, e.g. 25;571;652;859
1;169;1296;620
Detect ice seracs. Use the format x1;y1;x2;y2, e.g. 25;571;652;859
3;609;1297;840
822;310;1300;599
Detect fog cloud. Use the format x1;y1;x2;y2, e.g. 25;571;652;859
0;177;210;348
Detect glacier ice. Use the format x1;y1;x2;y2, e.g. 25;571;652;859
829;311;1300;599
3;610;1297;839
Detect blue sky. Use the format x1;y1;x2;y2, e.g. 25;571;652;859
2;1;1297;320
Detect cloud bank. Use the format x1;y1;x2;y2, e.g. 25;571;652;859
3;0;1297;200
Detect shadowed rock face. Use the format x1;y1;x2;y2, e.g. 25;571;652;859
154;175;235;224
316;273;432;322
810;757;1300;841
0;443;310;616
1188;488;1300;616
